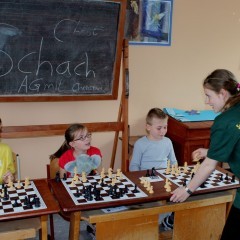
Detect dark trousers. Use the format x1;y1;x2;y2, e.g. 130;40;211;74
221;205;240;240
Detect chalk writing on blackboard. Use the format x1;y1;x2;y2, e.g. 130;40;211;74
0;0;126;100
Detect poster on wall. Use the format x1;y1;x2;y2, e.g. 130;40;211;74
125;0;173;46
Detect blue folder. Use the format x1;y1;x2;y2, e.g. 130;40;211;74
163;108;219;122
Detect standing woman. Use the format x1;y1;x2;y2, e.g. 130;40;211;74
170;69;240;240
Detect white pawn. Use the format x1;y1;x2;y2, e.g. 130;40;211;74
149;186;154;194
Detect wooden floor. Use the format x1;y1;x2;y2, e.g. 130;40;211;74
159;230;173;240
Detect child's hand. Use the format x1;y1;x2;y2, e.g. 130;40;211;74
3;171;14;183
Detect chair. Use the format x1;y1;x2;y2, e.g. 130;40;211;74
0;153;42;240
46;158;71;240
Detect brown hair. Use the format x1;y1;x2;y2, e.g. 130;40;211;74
203;69;240;111
50;123;87;160
146;108;168;125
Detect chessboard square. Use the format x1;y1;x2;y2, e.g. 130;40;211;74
28;194;37;199
120;179;128;183
126;193;135;198
75;183;83;187
9;196;19;201
8;190;17;194
2;201;11;206
125;184;133;188
105;180;112;184
101;193;109;197
23;205;33;210
77;199;87;204
25;188;34;192
18;192;27;197
211;183;220;187
4;208;14;213
13;206;23;212
223;181;231;185
70;187;77;191
94;197;104;201
115;183;122;186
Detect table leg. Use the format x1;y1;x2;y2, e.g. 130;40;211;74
40;215;48;240
69;211;81;240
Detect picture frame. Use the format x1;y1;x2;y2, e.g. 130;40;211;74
125;0;173;46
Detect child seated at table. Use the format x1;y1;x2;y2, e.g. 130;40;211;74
0;118;15;184
129;108;177;231
50;123;102;178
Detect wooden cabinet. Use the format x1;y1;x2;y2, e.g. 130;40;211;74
166;116;213;166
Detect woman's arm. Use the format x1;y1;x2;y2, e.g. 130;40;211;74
170;157;218;202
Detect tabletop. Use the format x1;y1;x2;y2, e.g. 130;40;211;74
49;166;240;213
0;179;59;221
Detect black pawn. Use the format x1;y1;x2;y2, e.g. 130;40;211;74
34;198;41;208
182;179;187;187
55;171;61;182
3;187;9;200
13;199;19;207
74;189;81;198
231;175;235;183
219;174;223;181
132;184;139;193
63;173;67;181
224;173;229;181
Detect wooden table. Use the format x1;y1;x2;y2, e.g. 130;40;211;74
49;168;239;240
0;179;60;240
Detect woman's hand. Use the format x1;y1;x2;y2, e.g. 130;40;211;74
192;148;208;162
170;186;191;202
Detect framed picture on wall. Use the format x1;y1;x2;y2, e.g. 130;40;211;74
125;0;173;46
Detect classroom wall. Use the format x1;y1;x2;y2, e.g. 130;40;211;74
1;0;240;179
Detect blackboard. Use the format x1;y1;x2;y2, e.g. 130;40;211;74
0;0;126;101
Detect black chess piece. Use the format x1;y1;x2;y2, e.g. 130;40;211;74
132;184;139;193
219;174;223;181
55;171;61;182
3;186;9;200
34;198;41;208
231;175;235;183
82;185;86;194
63;173;67;181
224;173;229;181
145;169;150;177
151;167;156;176
94;189;101;201
200;181;206;188
74;189;81;198
124;185;128;193
182;179;187;187
100;178;105;187
191;172;195;179
13;199;20;207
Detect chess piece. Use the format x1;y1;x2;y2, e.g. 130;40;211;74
183;162;188;173
116;169;121;177
149;186;154;194
108;168;113;178
24;177;30;189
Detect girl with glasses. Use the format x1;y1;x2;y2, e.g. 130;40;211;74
50;123;102;178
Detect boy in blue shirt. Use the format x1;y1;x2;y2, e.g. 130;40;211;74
129;108;177;230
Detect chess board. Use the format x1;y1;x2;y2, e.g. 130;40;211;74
0;181;47;215
157;166;239;191
62;174;148;205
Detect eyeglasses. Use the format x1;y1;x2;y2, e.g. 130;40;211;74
73;133;92;142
